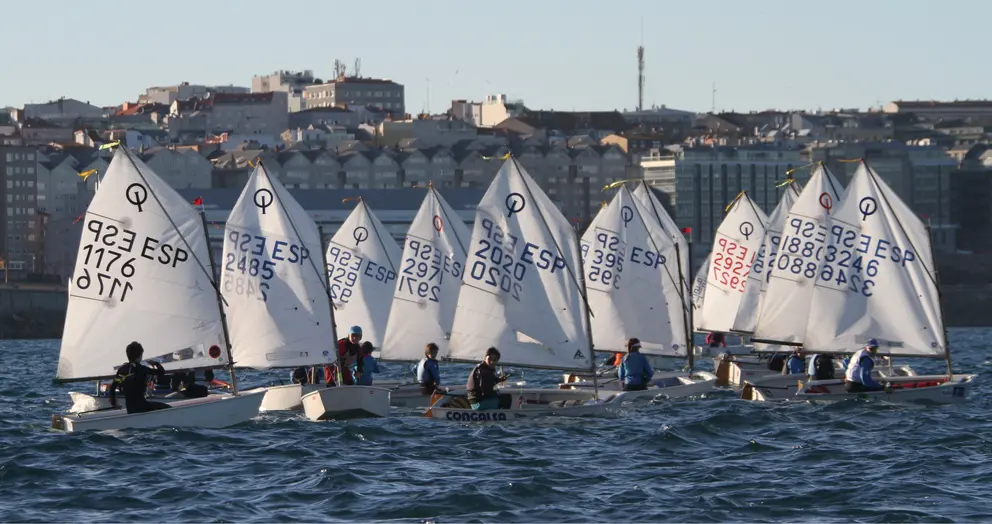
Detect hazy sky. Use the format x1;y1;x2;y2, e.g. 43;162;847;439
2;0;987;113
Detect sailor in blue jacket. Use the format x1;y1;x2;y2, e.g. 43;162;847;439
618;338;654;391
844;338;886;393
784;349;805;375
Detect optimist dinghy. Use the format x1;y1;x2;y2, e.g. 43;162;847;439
51;147;263;432
427;157;624;421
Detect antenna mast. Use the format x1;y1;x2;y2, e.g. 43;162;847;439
637;45;645;112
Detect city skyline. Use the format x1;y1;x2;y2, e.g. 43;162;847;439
2;0;988;114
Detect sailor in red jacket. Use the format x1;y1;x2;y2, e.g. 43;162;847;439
325;325;364;386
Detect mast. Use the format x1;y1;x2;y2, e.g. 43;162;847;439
686;229;696;365
199;210;239;395
925;221;952;380
675;242;693;372
575;219;599;399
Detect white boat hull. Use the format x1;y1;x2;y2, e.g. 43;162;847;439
301;386;392;421
67;391;230;414
742;365;919;401
427;391;624;423
559;371;717;400
794;374;977;404
254;383;322;412
53;391;265;432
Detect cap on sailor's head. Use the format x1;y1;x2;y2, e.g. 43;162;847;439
349;325;363;336
867;338;879;349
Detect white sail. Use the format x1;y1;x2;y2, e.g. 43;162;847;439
731;182;802;333
448;158;592;371
222;164;335;369
632;182;690;276
697;192;769;333
582;186;686;356
804;163;944;356
690;254;710;332
752;165;844;345
381;187;470;360
326;199;400;346
57;149;227;382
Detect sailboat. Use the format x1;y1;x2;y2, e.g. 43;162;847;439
741;164;911;400
218;163;339;412
786;161;976;403
301;197;398;420
324;198;400;346
710;181;802;386
692;191;768;386
558;184;716;399
378;184;478;407
426;158;625;422
51;148;264;432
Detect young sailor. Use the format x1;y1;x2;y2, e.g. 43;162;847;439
618;338;654;391
108;341;171;414
784;349;805;375
416;343;444;395
466;347;504;410
844;339;887;393
355;342;380;386
807;353;836;380
325;325;364;386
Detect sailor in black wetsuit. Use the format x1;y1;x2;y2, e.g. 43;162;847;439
108;341;172;414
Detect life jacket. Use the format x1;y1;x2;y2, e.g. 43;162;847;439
612;353;623;366
845;348;873;383
813;354;835;380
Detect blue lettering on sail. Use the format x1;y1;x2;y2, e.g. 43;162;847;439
814;222;917;298
398;238;463;303
771;217;831;285
581;231;627;291
466;217;565;301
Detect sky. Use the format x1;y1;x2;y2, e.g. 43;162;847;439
2;0;988;114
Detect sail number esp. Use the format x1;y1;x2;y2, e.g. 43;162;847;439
466;217;565;302
398;238;462;304
225;229;312;303
74;218;191;303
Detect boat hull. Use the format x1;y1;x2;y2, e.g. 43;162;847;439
254;383;322;412
67;391;231;414
559;371;717;400
301;386;392;421
793;374;977;404
427;391;623;423
742;365;919;401
53;391;265;432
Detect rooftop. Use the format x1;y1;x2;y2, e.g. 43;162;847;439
175;187;486;213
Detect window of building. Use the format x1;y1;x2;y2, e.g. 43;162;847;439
5;208;11;217
26;153;34;161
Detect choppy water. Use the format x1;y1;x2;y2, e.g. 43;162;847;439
2;330;991;522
